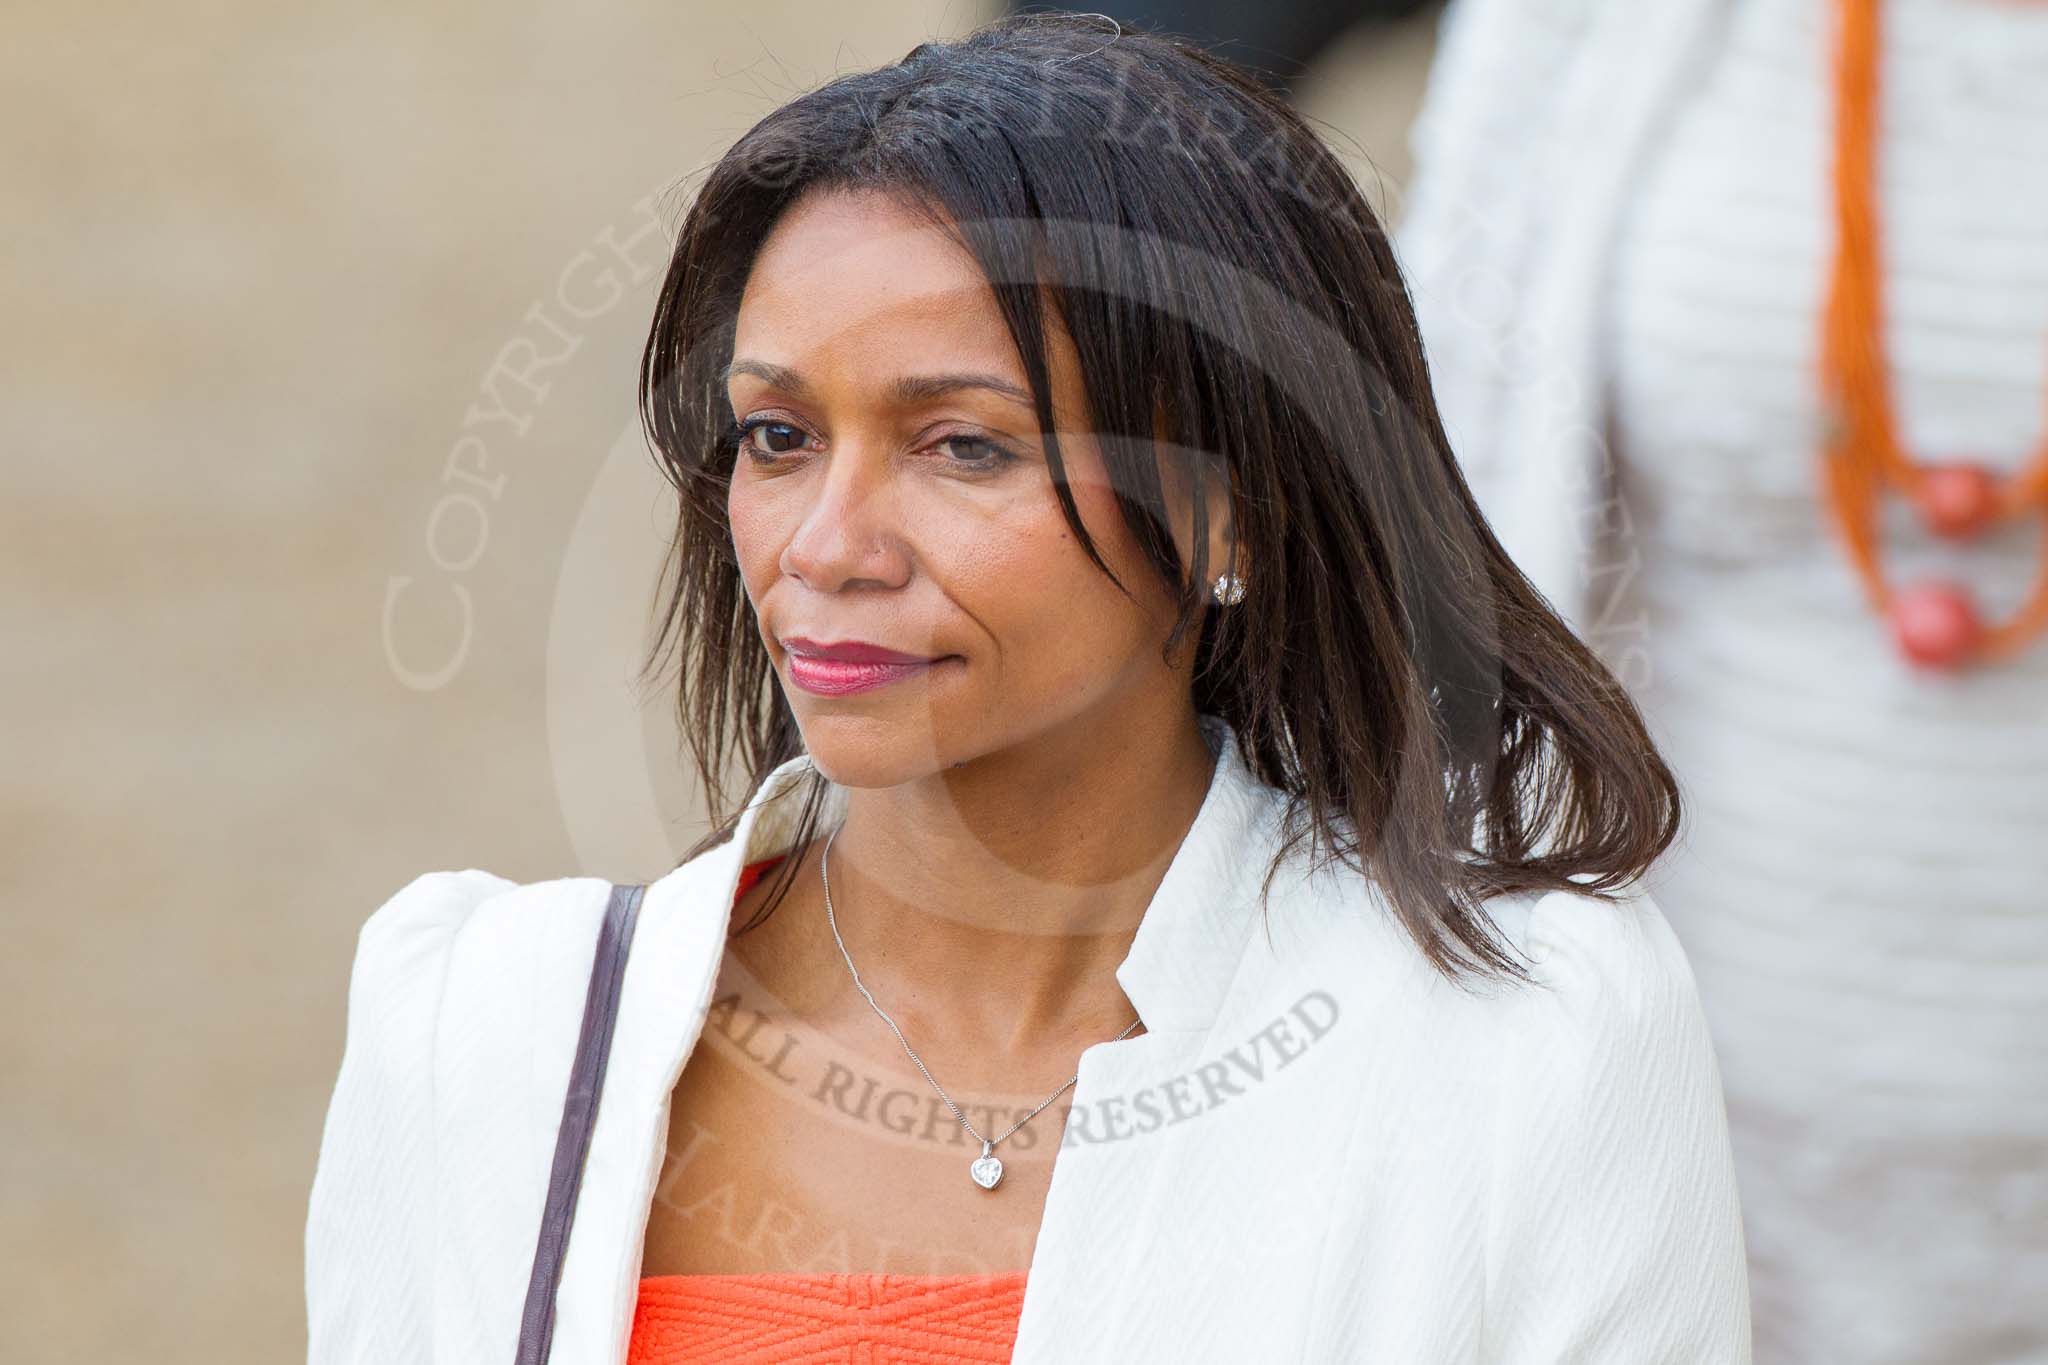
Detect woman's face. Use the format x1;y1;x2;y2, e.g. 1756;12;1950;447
725;188;1232;787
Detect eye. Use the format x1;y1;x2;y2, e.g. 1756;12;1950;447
729;417;1019;474
928;432;1020;473
732;417;809;459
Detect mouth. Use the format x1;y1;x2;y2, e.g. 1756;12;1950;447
779;636;953;697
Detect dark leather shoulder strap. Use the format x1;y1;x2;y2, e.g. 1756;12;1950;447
514;880;647;1365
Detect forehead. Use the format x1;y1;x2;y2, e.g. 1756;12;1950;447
732;189;1026;379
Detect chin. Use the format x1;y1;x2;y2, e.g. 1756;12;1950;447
787;703;964;789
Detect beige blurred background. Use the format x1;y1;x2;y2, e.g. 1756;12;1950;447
2;3;1437;1360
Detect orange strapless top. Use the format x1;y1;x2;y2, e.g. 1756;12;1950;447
628;1272;1029;1362
626;855;1029;1363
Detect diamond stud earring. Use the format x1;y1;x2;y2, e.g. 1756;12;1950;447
1211;573;1246;605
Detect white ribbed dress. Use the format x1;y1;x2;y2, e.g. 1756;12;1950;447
1603;2;2048;1360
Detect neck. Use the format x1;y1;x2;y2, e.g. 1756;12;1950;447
798;708;1220;1061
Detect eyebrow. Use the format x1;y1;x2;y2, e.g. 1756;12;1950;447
722;359;1036;410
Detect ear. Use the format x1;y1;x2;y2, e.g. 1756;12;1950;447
1196;453;1242;593
1149;392;1243;594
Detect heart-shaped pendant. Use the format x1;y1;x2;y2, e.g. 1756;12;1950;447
970;1141;1003;1190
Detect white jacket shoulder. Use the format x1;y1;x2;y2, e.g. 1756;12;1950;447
356;868;514;997
304;868;517;1364
1478;886;1753;1362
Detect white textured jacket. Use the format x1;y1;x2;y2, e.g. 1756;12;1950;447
304;714;1751;1362
1395;0;1733;637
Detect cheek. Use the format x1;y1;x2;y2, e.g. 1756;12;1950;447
726;480;783;598
939;483;1154;679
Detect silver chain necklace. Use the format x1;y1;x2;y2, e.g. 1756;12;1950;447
818;823;1144;1191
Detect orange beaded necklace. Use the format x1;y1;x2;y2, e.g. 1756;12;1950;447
1821;0;2048;668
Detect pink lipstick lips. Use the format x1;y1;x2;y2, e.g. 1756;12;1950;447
780;636;948;697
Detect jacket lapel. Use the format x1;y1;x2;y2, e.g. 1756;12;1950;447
1501;0;1728;636
1403;0;1729;636
1008;715;1293;1358
544;752;818;1361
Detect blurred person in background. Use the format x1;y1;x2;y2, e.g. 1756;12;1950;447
1399;0;2048;1360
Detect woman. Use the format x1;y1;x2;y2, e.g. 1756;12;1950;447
305;14;1750;1363
1398;0;2048;1361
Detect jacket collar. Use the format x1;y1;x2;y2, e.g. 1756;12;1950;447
548;712;1294;1362
716;710;1291;1034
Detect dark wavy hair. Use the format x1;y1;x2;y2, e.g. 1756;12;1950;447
634;12;1680;987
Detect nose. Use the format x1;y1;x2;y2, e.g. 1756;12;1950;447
777;444;911;594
